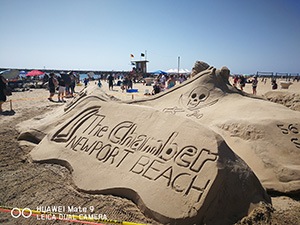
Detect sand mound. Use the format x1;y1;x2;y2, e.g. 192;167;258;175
264;91;300;111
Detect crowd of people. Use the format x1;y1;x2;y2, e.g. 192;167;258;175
233;75;260;94
45;72;279;99
231;75;288;94
47;71;78;102
149;74;187;95
83;73;189;95
92;73;133;92
1;70;299;114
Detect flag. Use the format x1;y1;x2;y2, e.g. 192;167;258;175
130;54;134;58
141;53;145;57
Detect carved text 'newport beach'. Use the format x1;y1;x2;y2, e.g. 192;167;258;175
54;110;218;202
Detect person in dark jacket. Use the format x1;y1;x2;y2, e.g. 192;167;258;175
0;75;8;113
57;75;66;102
48;73;58;102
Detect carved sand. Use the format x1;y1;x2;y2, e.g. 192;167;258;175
18;61;300;224
130;64;300;194
25;100;270;224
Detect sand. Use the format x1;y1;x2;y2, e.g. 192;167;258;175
1;77;300;224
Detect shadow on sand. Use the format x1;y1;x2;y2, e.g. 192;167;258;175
0;110;16;116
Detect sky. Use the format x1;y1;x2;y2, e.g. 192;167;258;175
0;0;299;74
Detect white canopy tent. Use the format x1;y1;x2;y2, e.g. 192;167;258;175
166;68;190;74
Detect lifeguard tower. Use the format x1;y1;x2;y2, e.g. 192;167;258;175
131;60;149;81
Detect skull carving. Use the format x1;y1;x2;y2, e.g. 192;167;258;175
186;86;210;109
179;85;218;112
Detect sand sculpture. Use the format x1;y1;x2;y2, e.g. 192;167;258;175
23;100;269;224
264;91;300;112
18;61;299;224
129;63;300;194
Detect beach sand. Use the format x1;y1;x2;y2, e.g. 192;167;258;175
0;78;300;224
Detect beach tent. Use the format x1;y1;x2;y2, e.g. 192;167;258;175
151;70;167;75
26;70;44;77
19;70;27;77
0;69;20;79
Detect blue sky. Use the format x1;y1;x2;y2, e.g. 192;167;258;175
0;0;299;74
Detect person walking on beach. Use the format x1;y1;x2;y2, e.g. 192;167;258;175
48;73;58;102
252;76;258;95
69;72;76;97
83;78;89;88
107;74;114;91
0;75;8;113
239;75;246;91
57;75;66;102
233;75;239;87
128;77;133;89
